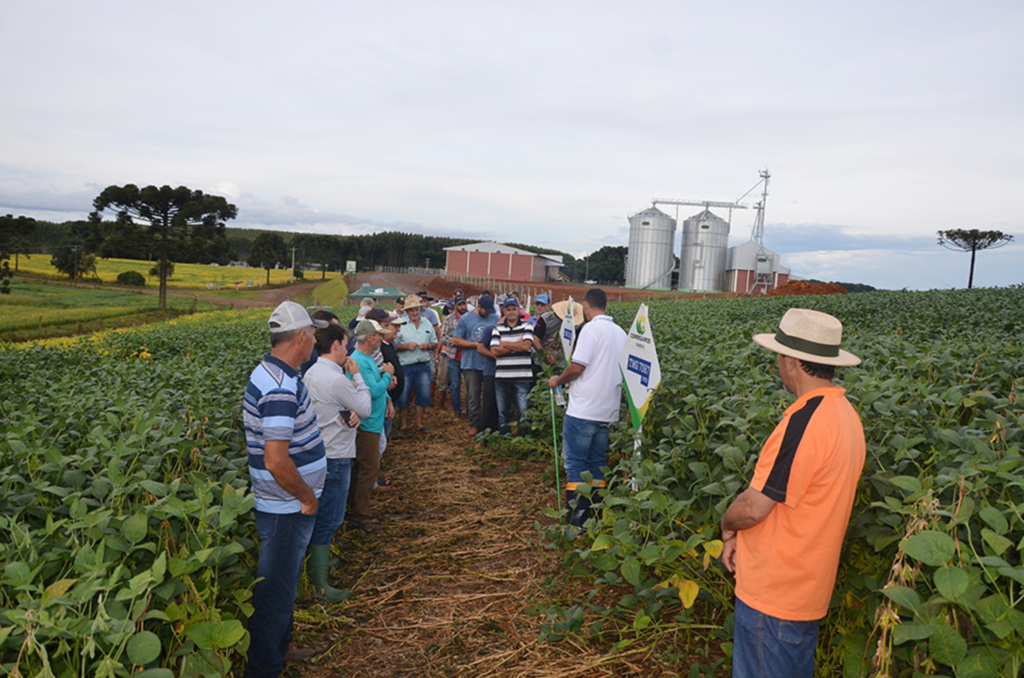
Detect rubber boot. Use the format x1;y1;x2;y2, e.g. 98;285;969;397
306;545;350;603
566;489;593;529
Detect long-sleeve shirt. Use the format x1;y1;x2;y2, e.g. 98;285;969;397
304;356;372;459
351;348;392;434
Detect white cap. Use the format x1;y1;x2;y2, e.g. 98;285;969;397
268;301;328;334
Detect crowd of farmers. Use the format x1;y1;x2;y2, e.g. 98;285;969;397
241;286;866;678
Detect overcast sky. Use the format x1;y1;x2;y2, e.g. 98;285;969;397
2;1;1021;290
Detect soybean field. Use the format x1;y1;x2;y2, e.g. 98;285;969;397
1;286;1022;677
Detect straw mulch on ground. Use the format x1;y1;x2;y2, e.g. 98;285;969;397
284;404;698;677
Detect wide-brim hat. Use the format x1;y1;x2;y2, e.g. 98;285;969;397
404;294;422;307
551;300;584;326
753;308;861;366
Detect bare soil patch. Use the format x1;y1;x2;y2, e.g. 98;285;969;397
286;405;700;677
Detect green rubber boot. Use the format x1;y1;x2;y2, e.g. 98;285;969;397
306;545;350;603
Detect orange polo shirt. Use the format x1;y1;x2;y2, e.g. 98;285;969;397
736;386;866;621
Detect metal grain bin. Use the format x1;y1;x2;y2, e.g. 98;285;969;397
625;206;676;290
679;209;729;291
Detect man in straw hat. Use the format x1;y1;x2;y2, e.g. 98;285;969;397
720;308;865;678
242;301;329;676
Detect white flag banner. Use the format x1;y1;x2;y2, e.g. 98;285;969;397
618;303;662;432
560;295;576;364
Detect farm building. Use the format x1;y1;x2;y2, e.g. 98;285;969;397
725;241;790;294
444;242;565;282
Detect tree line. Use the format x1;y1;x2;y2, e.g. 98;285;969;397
8;183;1009;298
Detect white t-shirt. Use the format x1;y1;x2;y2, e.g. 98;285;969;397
566;315;628;423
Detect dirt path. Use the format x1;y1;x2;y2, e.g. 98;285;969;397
288;406;667;677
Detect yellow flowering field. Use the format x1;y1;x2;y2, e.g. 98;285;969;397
17;256;340;290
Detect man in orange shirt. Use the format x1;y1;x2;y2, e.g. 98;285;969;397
720;308;865;678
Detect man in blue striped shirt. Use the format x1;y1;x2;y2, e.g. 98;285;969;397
242;301;328;678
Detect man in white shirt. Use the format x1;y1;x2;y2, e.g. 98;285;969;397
547;289;627;528
304;323;371;600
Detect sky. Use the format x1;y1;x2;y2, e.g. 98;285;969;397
1;0;1022;290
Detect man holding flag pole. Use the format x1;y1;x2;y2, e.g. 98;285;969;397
547;289;627;529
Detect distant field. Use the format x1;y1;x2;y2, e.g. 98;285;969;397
16;256;340;290
0;279;223;341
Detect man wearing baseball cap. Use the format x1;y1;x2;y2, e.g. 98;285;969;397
242;301;329;677
348;319;394;533
452;294;499;434
720;308;865;678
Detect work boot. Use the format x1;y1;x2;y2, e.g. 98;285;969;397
566;489;593;529
306;545;350;603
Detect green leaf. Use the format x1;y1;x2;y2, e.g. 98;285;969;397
956;653;999;678
981;528;1013;555
184;620;246;650
127;630;162;665
621;558;641;587
135;670;175;678
893;622;934;645
928;622;967;666
978;506;1008;534
590;535;613;551
933;567;969;600
997;566;1024;585
151;551;167;583
122;513;149;545
41;578;76;605
901;531;956;567
4;561;31;583
882;585;921;612
889;476;922;494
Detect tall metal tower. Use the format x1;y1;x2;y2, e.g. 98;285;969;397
749;168;770;245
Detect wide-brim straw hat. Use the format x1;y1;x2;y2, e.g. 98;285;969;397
753;308;861;367
551;300;584;326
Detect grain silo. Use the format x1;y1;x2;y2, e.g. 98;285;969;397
679;209;730;291
625;206;676;290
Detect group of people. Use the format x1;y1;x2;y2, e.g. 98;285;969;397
241;286;866;678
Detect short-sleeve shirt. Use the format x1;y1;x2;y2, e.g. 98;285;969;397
565;315;628;423
396;319;437;366
455;310;498;372
490;318;535;381
243;353;327;514
736;386;866;621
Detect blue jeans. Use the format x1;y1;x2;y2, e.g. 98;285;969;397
732;597;818;678
495;380;531;435
309;458;352;546
245;510;316;678
562;414;611;484
447;358;463;415
398;361;431;409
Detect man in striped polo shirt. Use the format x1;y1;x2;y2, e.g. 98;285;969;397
242;301;329;678
489;296;535;436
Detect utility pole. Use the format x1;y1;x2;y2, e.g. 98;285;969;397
425;257;431;270
70;245;80;287
291;247;297;281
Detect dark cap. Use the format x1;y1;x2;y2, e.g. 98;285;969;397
502;297;519;308
453;293;467;303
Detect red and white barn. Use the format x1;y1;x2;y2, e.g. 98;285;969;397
444;242;564;282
